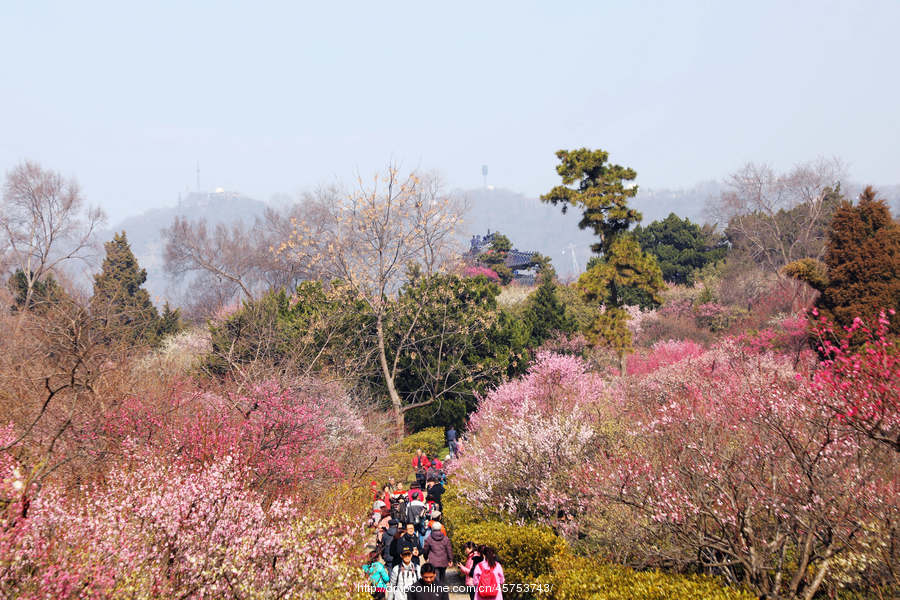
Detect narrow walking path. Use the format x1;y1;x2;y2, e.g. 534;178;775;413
445;565;469;600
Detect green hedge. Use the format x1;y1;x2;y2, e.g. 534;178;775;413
441;483;752;600
397;427;446;459
538;553;755;600
450;519;567;599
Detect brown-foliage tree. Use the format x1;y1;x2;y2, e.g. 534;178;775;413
817;186;900;334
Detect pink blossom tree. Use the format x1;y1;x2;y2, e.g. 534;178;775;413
590;341;898;599
1;446;366;599
451;353;605;525
809;309;900;452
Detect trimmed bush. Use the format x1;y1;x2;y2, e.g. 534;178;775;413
397;426;446;458
450;519;567;598
538;553;755;600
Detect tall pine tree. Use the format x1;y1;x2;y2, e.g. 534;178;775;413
92;231;161;344
542;148;664;371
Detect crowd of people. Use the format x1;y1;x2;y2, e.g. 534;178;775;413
362;430;505;600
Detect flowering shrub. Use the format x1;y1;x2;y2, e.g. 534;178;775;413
625;339;704;376
536;332;589;356
590;341;898;599
1;447;366;599
809;308;900;452
463;265;500;282
452;353;604;524
104;380;374;497
455;326;899;598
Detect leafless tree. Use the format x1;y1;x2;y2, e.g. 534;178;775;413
281;167;464;438
162;205;327;319
708;157;846;273
1;161;105;312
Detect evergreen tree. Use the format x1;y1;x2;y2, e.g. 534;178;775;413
784;187;900;336
477;232;514;284
8;269;67;312
524;268;576;346
633;213;727;285
91;231;161;343
819;187;900;334
157;301;184;339
541;148;664;370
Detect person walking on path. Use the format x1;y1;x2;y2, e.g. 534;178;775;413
457;542;482;600
406;491;427;536
362;551;390;599
422;521;454;584
398;522;423;565
381;519;400;568
407;562;450;600
413;449;431;490
389;548;421;600
471;546;504;600
446;427;458;459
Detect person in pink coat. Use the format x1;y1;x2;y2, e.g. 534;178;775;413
471;546;505;600
457;542;482;600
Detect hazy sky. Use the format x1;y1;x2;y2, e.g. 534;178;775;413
2;0;898;223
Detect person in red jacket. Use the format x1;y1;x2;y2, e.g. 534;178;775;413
412;449;431;489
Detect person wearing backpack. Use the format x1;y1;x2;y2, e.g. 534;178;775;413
406;491;426;531
362;551;390;599
381;519;400;568
472;546;504;600
422;521;454;583
389;548;420;600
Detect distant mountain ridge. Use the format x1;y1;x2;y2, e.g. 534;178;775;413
99;190;268;302
104;182;900;302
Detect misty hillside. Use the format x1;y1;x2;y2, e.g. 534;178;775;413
106;182;900;302
99;190;268;302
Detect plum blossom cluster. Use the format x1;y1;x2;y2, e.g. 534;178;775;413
1;446;365;599
451;353;604;523
624;339;704;377
809;308;900;452
103;380;374;496
455;330;898;599
600;342;898;599
462;265;500;282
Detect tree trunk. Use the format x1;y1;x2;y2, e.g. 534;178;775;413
375;314;405;441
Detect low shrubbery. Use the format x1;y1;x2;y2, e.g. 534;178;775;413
442;487;752;600
537;553;755;600
397;426;446;458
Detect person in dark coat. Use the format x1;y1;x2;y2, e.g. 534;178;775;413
425;479;445;509
408;562;450;600
398;522;423;564
446;427;458;459
422;521;454;583
381;519;400;568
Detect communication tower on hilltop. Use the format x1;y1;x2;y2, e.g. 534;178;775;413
562;243;580;275
482;165;488;189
